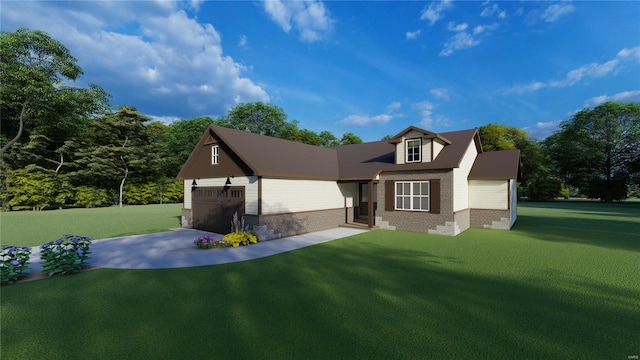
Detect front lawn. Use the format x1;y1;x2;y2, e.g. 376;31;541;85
1;202;638;359
0;204;182;247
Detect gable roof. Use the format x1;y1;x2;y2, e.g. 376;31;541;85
208;125;339;180
468;149;520;180
178;125;496;181
387;125;452;145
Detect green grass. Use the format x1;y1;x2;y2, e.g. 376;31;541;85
1;202;639;359
0;204;183;246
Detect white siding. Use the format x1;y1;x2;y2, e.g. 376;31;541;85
510;179;517;226
433;141;444;159
469;180;509;210
422;139;432;162
183;176;259;215
261;179;353;214
452;142;478;211
396;141;405;164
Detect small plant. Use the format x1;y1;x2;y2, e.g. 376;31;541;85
194;235;229;249
230;211;246;233
223;232;258;247
40;235;92;277
1;245;32;284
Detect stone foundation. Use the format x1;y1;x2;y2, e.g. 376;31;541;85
470;209;512;230
181;208;192;228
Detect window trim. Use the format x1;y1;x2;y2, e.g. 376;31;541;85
405;138;421;163
211;145;219;165
395;181;430;212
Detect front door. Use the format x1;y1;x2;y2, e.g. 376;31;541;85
357;183;377;223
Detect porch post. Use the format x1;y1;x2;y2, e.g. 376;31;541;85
367;181;374;228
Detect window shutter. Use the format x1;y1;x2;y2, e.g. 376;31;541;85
385;180;395;211
430;179;440;214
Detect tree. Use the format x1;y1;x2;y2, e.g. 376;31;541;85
319;131;339;147
160;116;215;177
0;28;109;158
545;101;640;202
478;123;543;186
217;102;298;140
340;132;363;145
63;106;162;207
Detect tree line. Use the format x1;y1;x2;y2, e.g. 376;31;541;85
1;28;639;210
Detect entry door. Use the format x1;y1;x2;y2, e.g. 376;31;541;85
359;183;369;217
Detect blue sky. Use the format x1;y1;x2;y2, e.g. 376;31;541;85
2;0;639;141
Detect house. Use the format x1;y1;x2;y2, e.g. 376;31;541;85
177;125;520;239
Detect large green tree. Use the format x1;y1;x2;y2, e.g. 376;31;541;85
161;116;215;177
545;101;640;202
63;106;161;207
217;102;298;140
478;123;543;186
0;28;109;158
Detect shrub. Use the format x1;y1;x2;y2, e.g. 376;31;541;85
74;186;110;208
1;245;32;284
40;235;92;277
527;178;562;201
223;232;258;247
194;235;229;249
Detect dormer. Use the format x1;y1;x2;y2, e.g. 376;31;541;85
388;126;451;164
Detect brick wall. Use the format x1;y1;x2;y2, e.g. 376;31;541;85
245;207;352;238
377;170;458;234
470;209;511;229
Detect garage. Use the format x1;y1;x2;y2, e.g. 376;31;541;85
192;186;245;234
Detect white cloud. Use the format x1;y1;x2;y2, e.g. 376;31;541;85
239;35;248;47
551;60;619;87
473;23;499;35
0;1;269;118
540;3;575;23
420;0;454;26
503;81;546;95
504;46;637;95
447;21;468;32
339;114;393;127
440;32;480;56
412;101;449;129
413;101;435;128
586;90;640;107
523;120;561;139
405;29;422;40
617;46;640;61
386;101;402;112
430;88;450;101
481;3;506;19
340;101;401;127
263;0;333;42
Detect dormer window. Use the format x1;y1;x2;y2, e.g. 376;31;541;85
406;139;421;163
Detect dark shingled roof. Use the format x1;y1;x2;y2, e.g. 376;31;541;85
179;125;517;182
211;125;339;180
468;149;520;180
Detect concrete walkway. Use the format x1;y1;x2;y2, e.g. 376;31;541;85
28;227;368;273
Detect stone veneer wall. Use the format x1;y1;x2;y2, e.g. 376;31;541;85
454;209;471;234
470;209;511;229
377;170;466;235
244;207;352;239
181;208;192;228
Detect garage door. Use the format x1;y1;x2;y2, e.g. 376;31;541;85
192;186;245;234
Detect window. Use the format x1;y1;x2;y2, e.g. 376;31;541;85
395;181;429;211
406;139;421;163
211;145;219;165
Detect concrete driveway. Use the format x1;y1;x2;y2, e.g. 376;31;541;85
28;227;368;273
